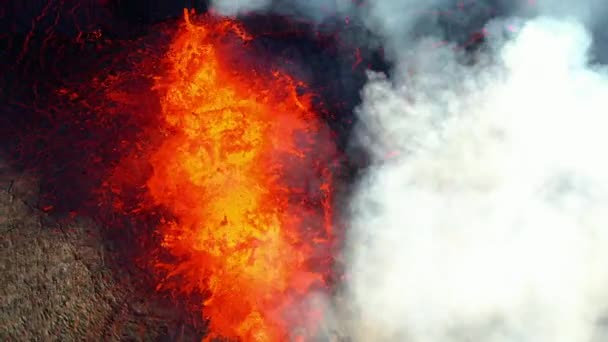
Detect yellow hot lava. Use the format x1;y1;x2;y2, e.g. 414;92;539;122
145;10;335;341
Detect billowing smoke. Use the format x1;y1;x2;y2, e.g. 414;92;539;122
344;4;608;342
210;0;353;21
210;0;272;15
345;16;608;340
208;1;608;341
209;0;444;35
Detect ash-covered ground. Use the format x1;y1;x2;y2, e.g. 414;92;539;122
0;155;209;340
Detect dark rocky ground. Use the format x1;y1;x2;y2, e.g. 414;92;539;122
0;158;205;341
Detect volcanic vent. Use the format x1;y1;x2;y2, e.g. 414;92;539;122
141;10;337;341
2;2;351;341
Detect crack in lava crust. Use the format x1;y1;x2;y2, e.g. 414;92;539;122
145;10;337;342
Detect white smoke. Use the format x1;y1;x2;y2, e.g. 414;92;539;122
210;0;273;15
210;0;354;21
209;0;443;34
345;13;608;342
532;0;606;25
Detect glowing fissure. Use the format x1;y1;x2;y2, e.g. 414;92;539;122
145;10;335;341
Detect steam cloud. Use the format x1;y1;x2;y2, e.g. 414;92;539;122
210;0;353;20
346;17;608;341
209;0;608;341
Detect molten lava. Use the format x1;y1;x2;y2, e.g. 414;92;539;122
144;10;336;341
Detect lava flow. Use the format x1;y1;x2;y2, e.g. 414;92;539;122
138;10;337;341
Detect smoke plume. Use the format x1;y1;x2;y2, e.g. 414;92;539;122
345;4;608;342
210;0;353;21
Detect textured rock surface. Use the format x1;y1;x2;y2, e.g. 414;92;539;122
0;163;115;340
0;159;205;341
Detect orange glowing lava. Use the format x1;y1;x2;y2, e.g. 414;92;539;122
145;10;336;341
